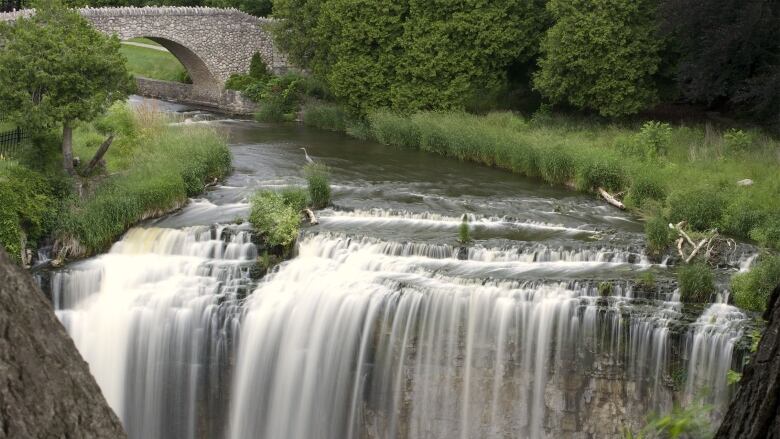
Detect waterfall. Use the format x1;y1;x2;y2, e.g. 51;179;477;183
50;228;748;438
228;233;746;439
52;226;254;439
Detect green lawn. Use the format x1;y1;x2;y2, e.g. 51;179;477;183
120;43;189;83
0;120;15;132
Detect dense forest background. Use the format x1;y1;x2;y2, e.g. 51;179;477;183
13;0;779;129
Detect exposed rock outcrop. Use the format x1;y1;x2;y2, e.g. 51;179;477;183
0;246;126;438
715;284;780;439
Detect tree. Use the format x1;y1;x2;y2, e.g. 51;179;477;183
317;0;407;113
0;1;134;176
660;0;780;122
533;0;661;117
392;0;548;112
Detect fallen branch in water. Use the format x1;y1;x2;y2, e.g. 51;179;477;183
671;222;730;264
303;208;318;225
598;187;625;210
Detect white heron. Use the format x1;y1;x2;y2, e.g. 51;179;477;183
300;147;315;164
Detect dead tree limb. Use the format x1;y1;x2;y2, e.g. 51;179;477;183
303;208;318;225
82;135;114;175
598;187;625;210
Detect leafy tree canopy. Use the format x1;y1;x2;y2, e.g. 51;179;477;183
0;0;134;174
533;0;661;117
660;0;780;122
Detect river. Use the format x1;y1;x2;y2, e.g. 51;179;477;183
46;101;752;438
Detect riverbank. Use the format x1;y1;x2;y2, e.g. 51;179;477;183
302;103;780;250
0;102;231;263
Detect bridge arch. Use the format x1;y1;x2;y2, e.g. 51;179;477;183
125;36;219;94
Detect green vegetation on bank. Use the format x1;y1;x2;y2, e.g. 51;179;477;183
249;163;331;254
0;104;231;261
120;43;190;83
731;255;780;312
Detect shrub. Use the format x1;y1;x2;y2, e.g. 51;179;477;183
303;163;331;209
0;161;55;261
249;190;301;249
538;146;575;185
667;187;726;231
632;121;672;159
225;74;256;92
280;186;308;211
723;129;753;153
255;74;304;122
677;262;715;303
248;52;271;81
369;110;420;148
645;215;672;257
302;102;347;132
625;172;667;209
731;254;780;312
598;282;613;297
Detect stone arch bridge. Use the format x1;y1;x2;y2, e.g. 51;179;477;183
0;7;289;112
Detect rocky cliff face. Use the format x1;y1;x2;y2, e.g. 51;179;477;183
715;284;780;439
0;247;126;439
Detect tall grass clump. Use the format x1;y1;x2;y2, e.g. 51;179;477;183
667;187;726;231
573;150;627;192
538;145;576;186
625;172;667;209
458;215;471;243
677;262;715;303
369;110;420;148
303;163;331;209
625;121;672;159
645;215;673;258
731;254;780;312
249;190;301;249
302;102;348;132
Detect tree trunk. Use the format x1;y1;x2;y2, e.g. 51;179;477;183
62;122;75;176
714;284;780;438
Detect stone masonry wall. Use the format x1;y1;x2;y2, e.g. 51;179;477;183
136;76;257;114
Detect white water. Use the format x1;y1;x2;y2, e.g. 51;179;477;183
227;233;744;439
53;226;254;439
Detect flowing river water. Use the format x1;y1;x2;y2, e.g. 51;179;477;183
46;102;754;438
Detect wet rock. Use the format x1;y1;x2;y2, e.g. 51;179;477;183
715;284;780;439
0;247;126;438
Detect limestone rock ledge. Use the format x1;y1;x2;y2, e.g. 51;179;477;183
0;247;126;439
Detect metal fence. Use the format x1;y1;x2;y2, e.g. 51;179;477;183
0;126;28;158
0;0;23;13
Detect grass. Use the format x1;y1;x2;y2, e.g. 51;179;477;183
0;120;15;132
678;262;715;303
303;163;332;209
350;110;780;252
120;43;189;83
731;254;780;312
1;102;232;261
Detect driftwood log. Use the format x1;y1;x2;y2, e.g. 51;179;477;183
598;187;625;210
714;284;780;438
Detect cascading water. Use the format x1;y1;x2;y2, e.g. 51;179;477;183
48;113;752;438
52;226;254;439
